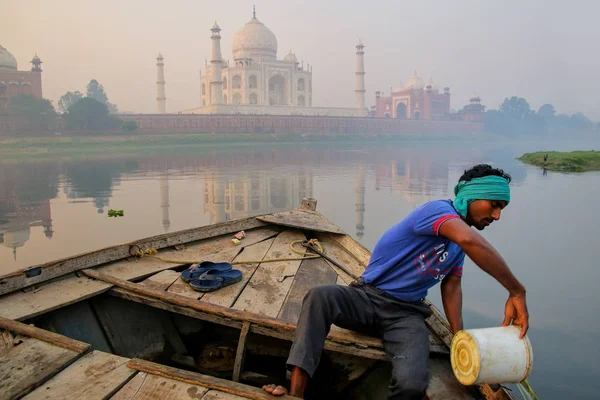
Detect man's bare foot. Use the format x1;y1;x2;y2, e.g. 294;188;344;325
262;384;289;396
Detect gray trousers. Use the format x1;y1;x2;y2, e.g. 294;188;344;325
286;281;432;400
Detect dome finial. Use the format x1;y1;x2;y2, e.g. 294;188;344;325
253;5;256;18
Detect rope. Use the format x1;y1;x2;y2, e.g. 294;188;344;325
133;238;325;266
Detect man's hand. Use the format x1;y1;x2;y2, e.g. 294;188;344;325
501;293;529;339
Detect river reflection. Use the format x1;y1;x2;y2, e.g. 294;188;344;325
0;140;599;399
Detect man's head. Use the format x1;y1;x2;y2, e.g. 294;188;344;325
454;164;512;230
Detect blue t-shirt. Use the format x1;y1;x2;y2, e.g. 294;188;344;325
362;199;465;302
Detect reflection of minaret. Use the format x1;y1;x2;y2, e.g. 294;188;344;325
355;40;367;116
160;174;171;232
355;164;366;238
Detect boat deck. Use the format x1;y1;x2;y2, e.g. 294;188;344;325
0;317;293;400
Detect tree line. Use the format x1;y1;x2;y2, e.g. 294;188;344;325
6;79;137;132
485;96;599;136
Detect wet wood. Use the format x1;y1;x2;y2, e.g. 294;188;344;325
0;216;269;296
232;230;306;317
128;358;297;400
23;351;136;400
140;270;181;291
257;209;344;234
278;257;338;323
0;273;112;321
202;237;276;307
202;390;250;400
0;316;90;354
111;371;211;400
0;338;82;400
96;227;279;283
232;322;251;382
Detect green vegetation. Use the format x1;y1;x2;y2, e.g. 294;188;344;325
518;151;600;172
63;98;121;130
108;209;124;217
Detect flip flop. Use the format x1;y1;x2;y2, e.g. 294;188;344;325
180;261;233;283
189;269;243;292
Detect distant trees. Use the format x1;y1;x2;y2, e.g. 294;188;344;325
8;95;56;130
63;98;120;130
57;91;84;114
86;79;118;113
484;96;596;136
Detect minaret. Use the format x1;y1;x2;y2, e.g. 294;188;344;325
355;40;366;117
355;163;366;239
156;53;166;114
160;174;171;232
30;53;43;98
210;22;224;105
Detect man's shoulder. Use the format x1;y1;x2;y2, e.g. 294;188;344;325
415;199;458;218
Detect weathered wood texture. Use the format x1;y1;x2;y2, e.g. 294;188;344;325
23;351;136;400
202;390;251;400
128;358;297;400
140;270;181;291
0;316;90;354
201;237;276;308
0;217;269;296
0;339;82;400
232;230;306;317
167;277;202;300
257;209;344;234
97;227;279;283
0;274;112;321
0;330;14;357
313;234;365;284
278;257;338;323
111;371;213;400
232;322;251;382
36;300;112;353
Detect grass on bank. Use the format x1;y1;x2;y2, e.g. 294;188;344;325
518;150;600;172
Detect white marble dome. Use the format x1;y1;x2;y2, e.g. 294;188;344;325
0;45;17;71
232;16;278;61
405;71;424;90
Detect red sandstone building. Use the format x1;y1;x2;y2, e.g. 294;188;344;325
457;95;486;122
375;72;450;120
0;45;43;112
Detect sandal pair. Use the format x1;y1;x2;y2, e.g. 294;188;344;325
180;261;242;292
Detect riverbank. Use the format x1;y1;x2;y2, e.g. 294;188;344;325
0;132;477;162
518;150;600;172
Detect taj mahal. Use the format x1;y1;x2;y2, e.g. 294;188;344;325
156;8;367;117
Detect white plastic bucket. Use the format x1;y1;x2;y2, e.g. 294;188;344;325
450;326;533;385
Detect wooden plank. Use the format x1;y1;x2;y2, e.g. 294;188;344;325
111;371;211;400
140;270;181;291
336;275;348;286
0;330;14;357
201;390;250;399
128;358;297;400
167;277;202;300
278;257;338;323
0;338;82;400
97;227;279;283
0;316;91;354
0;216;269;296
201;237;276;307
257;210;344;234
23;350;136;400
232;230;306;317
0;274;112;321
232;322;251;382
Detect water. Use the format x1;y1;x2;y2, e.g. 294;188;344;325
1;138;599;398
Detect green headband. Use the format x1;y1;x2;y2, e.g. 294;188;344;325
452;175;510;218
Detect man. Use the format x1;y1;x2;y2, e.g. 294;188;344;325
263;164;529;399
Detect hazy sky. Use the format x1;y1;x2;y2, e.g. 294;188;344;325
2;0;599;119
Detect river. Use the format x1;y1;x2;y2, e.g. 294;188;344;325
1;137;598;398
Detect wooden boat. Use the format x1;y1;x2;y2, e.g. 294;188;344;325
0;198;515;400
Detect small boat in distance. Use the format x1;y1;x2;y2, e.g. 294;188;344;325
0;198;515;399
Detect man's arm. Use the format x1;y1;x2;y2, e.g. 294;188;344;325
441;275;463;334
438;218;529;338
